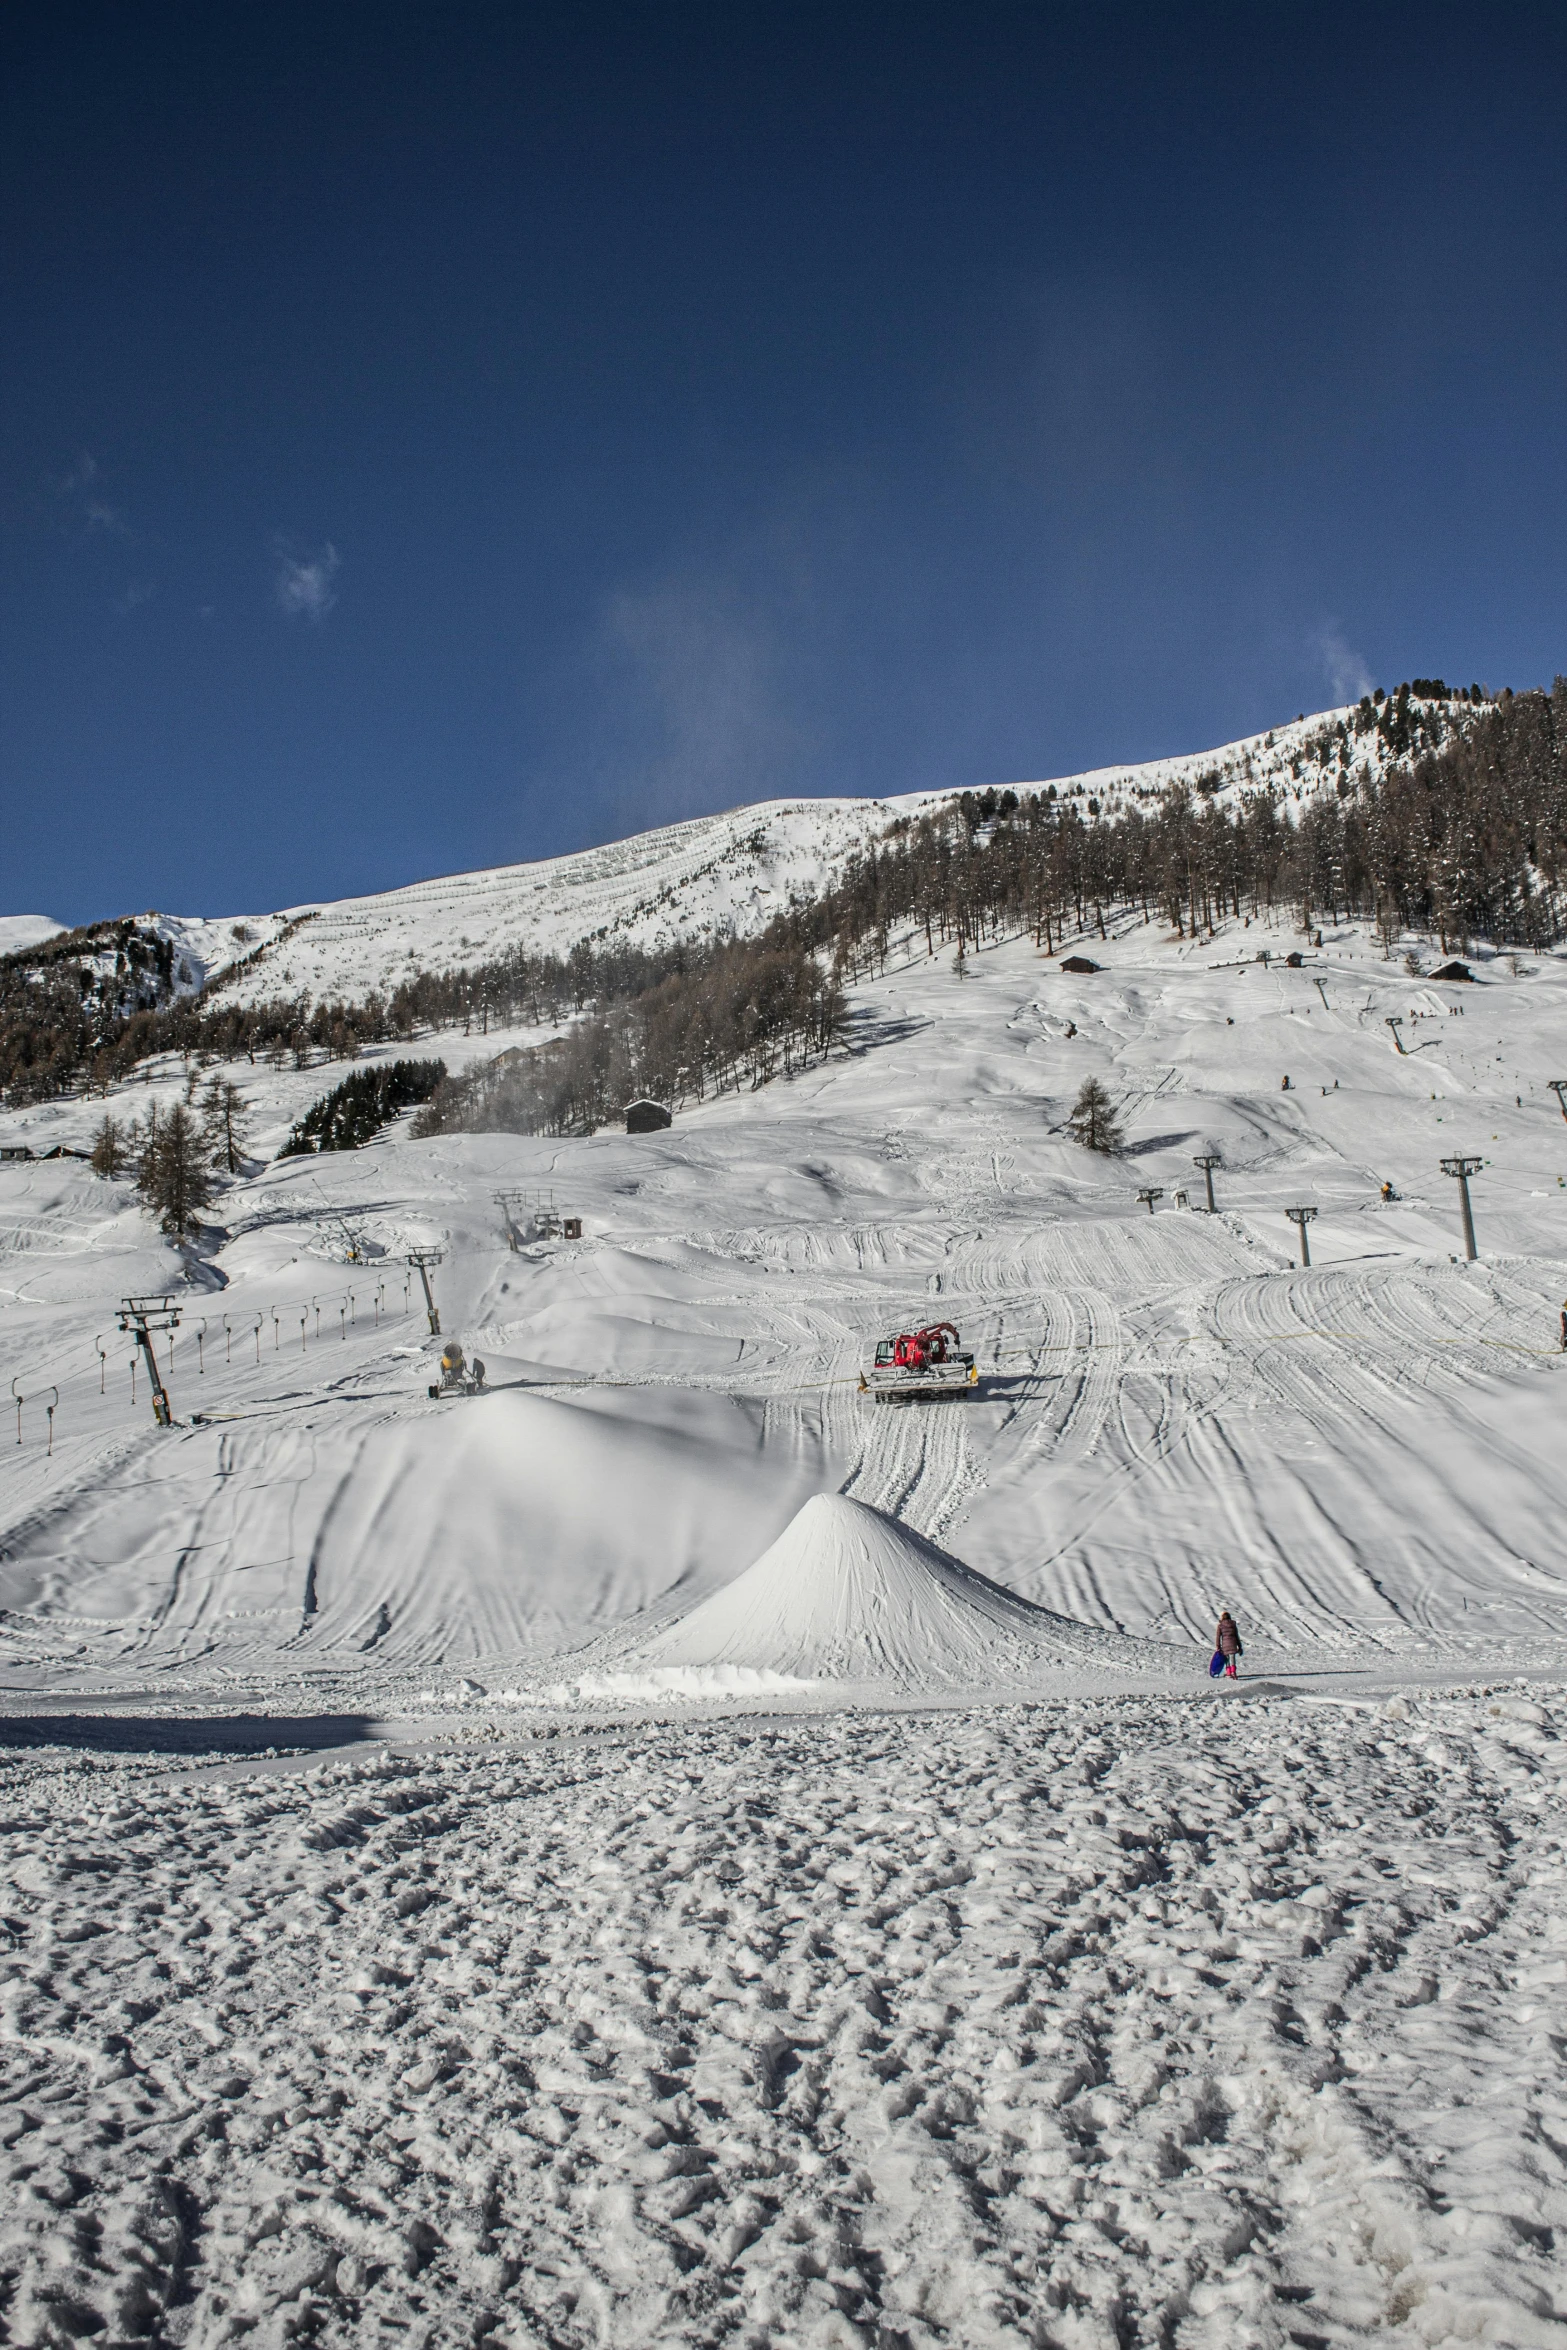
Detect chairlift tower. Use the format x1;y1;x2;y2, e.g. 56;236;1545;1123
1284;1206;1318;1267
1549;1079;1567;1124
312;1179;362;1262
1384;1016;1406;1054
1192;1152;1221;1212
406;1248;445;1335
493;1191;528;1253
117;1295;181;1427
1137;1187;1163;1216
1440;1155;1482;1261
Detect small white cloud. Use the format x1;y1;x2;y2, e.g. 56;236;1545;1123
274;538;340;621
114;578;156;614
57;451;128;534
1314;620;1372;705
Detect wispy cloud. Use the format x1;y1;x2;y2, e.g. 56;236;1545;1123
58;450;129;535
1314;620;1373;705
114;578;156;615
274;538;340;622
592;570;806;826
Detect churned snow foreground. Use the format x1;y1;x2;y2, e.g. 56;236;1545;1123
3;1687;1564;2348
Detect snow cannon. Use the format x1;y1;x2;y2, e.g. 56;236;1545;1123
860;1321;978;1403
428;1340;487;1400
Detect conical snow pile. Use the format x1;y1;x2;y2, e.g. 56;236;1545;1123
608;1493;1159;1692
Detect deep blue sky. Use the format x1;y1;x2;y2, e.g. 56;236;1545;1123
3;3;1564;924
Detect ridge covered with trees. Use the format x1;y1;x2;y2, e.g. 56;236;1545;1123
416;680;1565;1139
3;682;1561;1129
411;933;844;1139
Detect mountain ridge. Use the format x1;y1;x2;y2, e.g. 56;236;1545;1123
6;693;1483;1007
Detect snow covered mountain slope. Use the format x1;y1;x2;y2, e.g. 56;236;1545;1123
206;797;917;1009
105;696;1472;1010
0;914;64;956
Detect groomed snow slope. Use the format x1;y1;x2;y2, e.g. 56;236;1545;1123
1;903;1565;1698
603;1493;1167;1688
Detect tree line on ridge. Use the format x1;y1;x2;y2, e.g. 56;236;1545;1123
2;681;1561;1131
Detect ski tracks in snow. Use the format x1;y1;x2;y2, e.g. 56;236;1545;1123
3;1689;1564;2348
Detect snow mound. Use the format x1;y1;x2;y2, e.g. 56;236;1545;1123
609;1493;1162;1690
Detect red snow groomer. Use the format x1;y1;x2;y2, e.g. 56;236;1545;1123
861;1321;978;1403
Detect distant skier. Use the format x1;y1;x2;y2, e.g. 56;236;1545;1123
1212;1611;1243;1680
1559;1301;1567;1353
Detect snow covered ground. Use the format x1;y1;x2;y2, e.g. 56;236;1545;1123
4;1688;1564;2346
3;906;1563;1691
2;825;1565;2341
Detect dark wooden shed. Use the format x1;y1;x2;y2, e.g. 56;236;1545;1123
624;1099;673;1133
1430;960;1475;982
1059;955;1101;974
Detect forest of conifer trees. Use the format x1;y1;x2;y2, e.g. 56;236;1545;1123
415;680;1567;1139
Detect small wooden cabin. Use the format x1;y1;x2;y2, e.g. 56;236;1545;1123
625;1099;673;1133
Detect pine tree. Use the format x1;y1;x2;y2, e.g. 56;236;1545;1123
202;1078;252;1174
134;1103;160;1193
1066;1076;1123;1154
89;1112;129;1179
137;1101;213;1235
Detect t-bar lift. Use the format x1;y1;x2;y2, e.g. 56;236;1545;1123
117;1295;181;1427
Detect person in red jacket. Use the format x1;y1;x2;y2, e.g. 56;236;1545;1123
1216;1611;1243;1678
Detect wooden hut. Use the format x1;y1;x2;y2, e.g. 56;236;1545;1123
625;1099;673;1133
